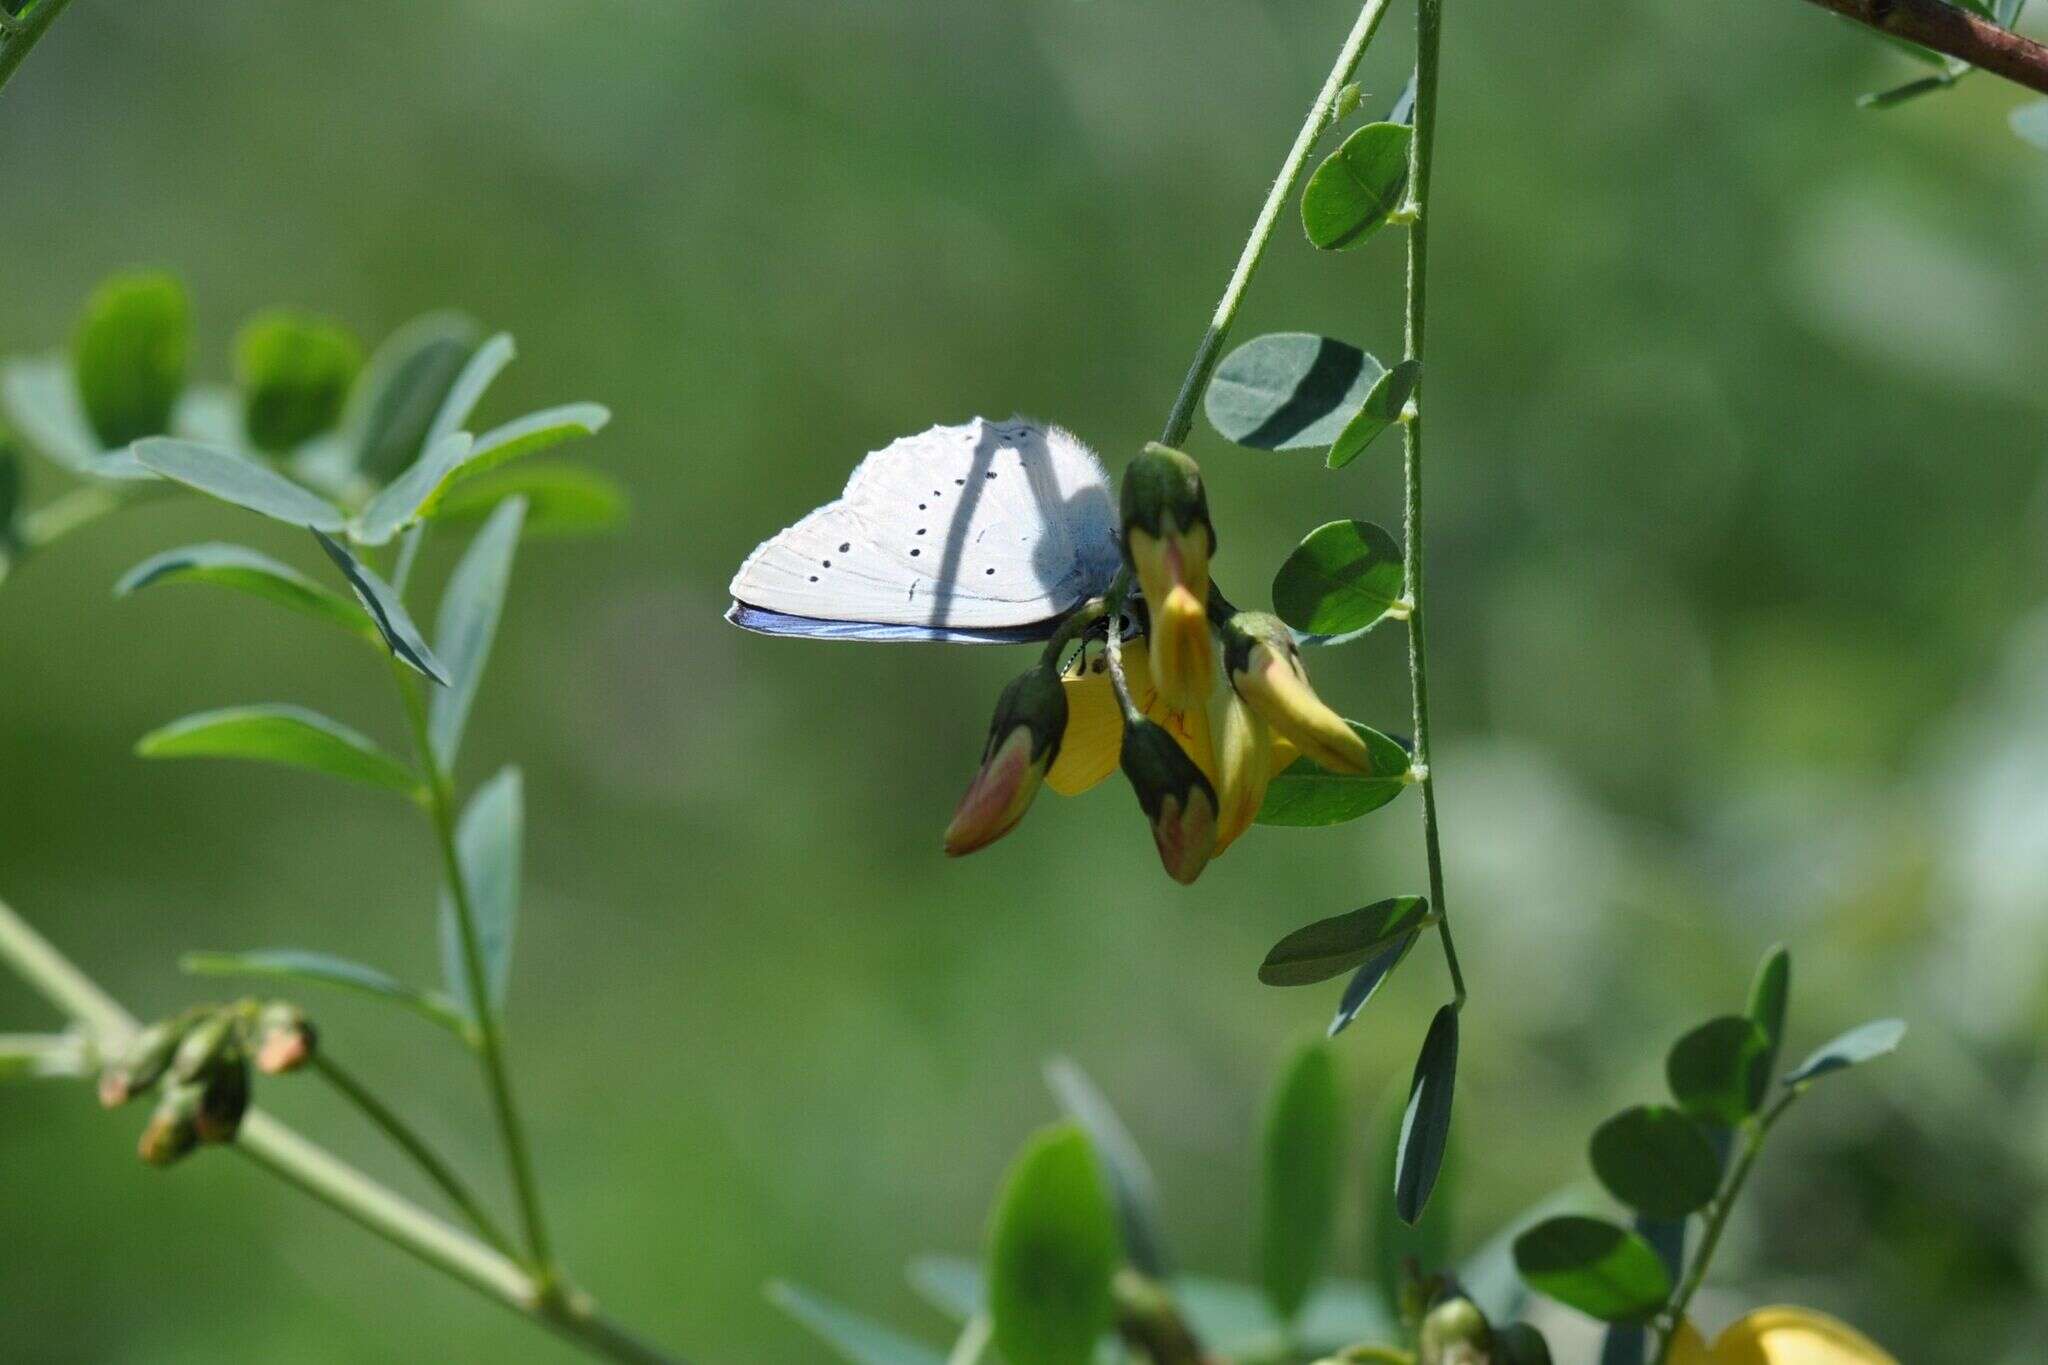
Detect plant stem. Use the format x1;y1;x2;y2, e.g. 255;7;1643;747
311;1050;519;1258
1799;0;2048;97
391;661;557;1284
20;483;124;549
1398;0;1467;1010
1652;1092;1798;1363
0;893;681;1363
0;0;75;101
1155;0;1397;450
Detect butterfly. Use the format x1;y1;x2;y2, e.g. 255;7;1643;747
725;417;1125;644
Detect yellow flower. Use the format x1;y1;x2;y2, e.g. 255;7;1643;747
1121;443;1215;713
1221;612;1368;775
1212;689;1274;857
1668;1308;1898;1365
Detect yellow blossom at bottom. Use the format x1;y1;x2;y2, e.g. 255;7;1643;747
1668;1308;1898;1365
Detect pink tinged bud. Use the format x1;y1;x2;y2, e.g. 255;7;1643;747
944;726;1046;856
1213;691;1274;856
1120;718;1219;884
256;1025;313;1075
1148;785;1218;885
138;1084;203;1168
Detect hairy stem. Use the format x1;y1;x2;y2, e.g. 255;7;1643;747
1155;0;1398;449
0;0;75;101
0;894;681;1363
391;662;557;1283
311;1050;519;1258
1800;0;2048;96
1653;1092;1798;1363
1400;0;1468;1009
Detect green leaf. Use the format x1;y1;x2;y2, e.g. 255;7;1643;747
73;273;190;449
1259;1039;1342;1322
1044;1055;1170;1277
1588;1105;1721;1220
1260;896;1431;987
114;542;377;641
1272;520;1404;637
2010;99;2048;150
1255;722;1412;827
137;704;419;793
1666;1016;1770;1126
180;948;472;1042
1369;1075;1452;1310
1328;930;1421;1038
764;1281;945;1365
987;1123;1120;1365
1301;122;1412;250
351;432;475;546
439;768;523;1016
0;444;20;543
1494;1323;1555;1365
1328;360;1420;470
313;532;451;684
1205;333;1384;452
1512;1216;1671;1323
420;403;610;518
1747;945;1791;1082
424;332;516;452
233;311;363;455
1395;1004;1458;1225
432;460;626;537
134;438;347;531
0;356;107;476
430;496;525;769
345;312;482;481
1782;1018;1906;1086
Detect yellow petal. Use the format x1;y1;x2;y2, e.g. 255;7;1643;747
1667;1320;1713;1365
1710;1308;1899;1365
1049;637;1214;796
1213;692;1272;856
1236;646;1368;774
1150;583;1215;714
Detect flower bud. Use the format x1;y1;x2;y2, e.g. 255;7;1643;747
169;1010;236;1085
1419;1297;1493;1365
193;1051;252;1144
1120;444;1215;712
254;1001;317;1075
1222;612;1369;774
945;663;1067;856
138;1082;204;1168
1120;717;1218;884
72;272;190;450
234;310;364;454
98;1016;192;1108
1212;689;1275;856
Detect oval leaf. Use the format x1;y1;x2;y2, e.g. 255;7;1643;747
1747;945;1791;1082
1328;359;1420;471
115;542;377;641
1206;333;1384;452
180;948;472;1042
433;461;626;537
1255;722;1412;827
1395;1004;1458;1226
1301;121;1412;250
1781;1018;1906;1087
1272;520;1404;637
424;332;515;453
419;403;610;518
313;532;450;684
134;438;347;532
1512;1216;1672;1323
429;496;526;769
137;704;419;793
1370;1074;1452;1310
987;1123;1120;1365
1260;1039;1343;1322
1044;1056;1170;1278
1;356;106;476
439;768;523;1016
1588;1105;1721;1220
351;431;475;546
345;312;482;481
1260;895;1430;987
765;1281;945;1365
1666;1016;1770;1126
1328;930;1421;1038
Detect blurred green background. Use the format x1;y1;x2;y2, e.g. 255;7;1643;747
4;1;2047;1360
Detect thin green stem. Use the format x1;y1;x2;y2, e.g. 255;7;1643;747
391;661;557;1283
20;483;124;551
1155;0;1398;449
1652;1092;1798;1363
0;0;76;101
1398;0;1466;1009
0;894;681;1363
311;1050;518;1258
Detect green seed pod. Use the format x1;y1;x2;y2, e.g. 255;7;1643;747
1418;1296;1492;1365
234;310;364;454
72;272;190;450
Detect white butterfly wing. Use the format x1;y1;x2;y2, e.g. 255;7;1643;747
729;417;1119;633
